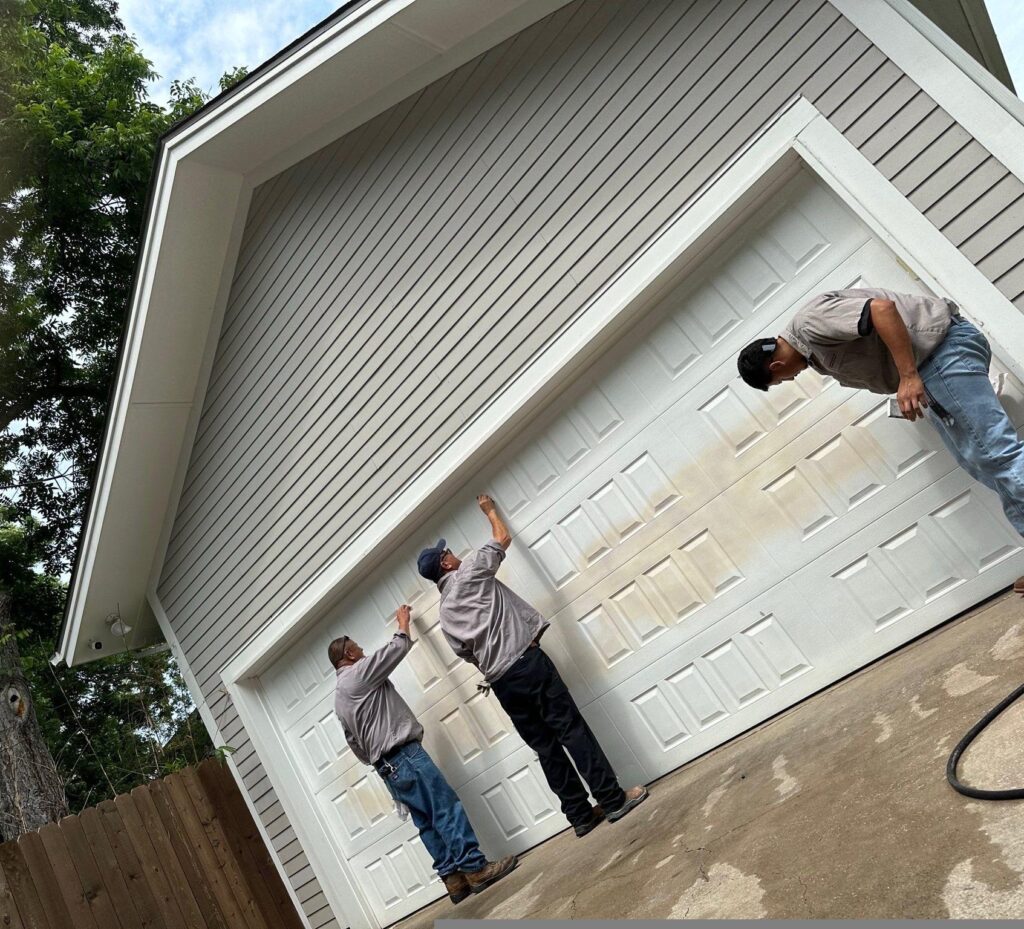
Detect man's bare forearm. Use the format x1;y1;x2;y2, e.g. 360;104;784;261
870;299;917;377
870;298;929;420
477;494;512;549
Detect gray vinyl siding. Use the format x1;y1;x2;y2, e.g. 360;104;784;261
155;1;1024;924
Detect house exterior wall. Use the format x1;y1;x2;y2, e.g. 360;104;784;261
155;2;1024;925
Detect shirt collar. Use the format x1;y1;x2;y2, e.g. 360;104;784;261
779;325;812;363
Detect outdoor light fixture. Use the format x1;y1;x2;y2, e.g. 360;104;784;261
106;614;133;638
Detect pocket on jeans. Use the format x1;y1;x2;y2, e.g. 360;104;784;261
388;769;416;793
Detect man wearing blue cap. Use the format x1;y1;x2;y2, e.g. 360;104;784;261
418;495;648;839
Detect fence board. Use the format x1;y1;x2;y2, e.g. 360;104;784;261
127;787;209;929
58;814;122;929
0;844;49;929
80;807;142;927
197;762;302;929
201;762;301;929
180;767;270;929
36;822;98;929
162;774;250;928
14;834;69;929
148;780;228;929
114;793;187;929
0;761;302;929
0;854;26;929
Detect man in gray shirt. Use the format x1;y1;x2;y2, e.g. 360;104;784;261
418;496;648;839
737;287;1024;545
331;604;515;903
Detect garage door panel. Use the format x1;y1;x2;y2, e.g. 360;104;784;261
597;581;844;773
456;745;566;855
348;825;438;925
795;470;1024;654
418;679;518;786
511;421;716;612
552;495;782;695
286;692;360;792
733;395;958;574
316;761;398;859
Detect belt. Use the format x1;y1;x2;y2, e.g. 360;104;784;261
372;740;414;777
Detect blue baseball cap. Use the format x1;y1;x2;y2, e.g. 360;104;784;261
417;538;447;582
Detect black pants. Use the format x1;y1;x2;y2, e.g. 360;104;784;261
490;647;625;826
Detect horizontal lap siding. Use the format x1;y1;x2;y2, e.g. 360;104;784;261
155;2;1024;925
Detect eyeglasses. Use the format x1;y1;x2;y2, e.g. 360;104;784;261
337;635;350;663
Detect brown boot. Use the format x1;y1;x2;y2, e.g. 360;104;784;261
606;785;649;822
1014;575;1024;595
441;872;471;904
464;855;518;893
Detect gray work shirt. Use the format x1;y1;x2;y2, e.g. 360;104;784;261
334;633;424;766
781;287;955;394
437;540;549;683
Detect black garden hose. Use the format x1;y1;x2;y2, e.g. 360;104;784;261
947;681;1024;800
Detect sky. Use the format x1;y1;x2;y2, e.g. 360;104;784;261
119;1;1024;108
117;0;338;104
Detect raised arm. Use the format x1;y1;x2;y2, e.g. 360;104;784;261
477;494;512;549
351;605;413;692
869;299;928;421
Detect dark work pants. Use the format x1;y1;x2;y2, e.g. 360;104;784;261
490;647;625;826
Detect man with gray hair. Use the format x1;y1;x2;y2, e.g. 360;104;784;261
330;605;515;904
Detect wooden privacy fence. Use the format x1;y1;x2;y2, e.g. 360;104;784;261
0;758;305;929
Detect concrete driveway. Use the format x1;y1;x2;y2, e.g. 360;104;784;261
395;589;1024;923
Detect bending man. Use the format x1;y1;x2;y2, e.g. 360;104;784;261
331;605;516;904
417;495;648;838
737;287;1024;538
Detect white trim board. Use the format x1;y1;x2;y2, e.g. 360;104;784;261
221;95;1024;929
830;0;1024;181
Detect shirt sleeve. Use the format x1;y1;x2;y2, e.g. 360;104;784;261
466;539;506;579
794;289;881;347
350;633;411;694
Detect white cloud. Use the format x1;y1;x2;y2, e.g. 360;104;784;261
118;0;338;105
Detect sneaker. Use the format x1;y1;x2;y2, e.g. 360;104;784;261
464;855;518;894
573;805;605;838
606;785;649;822
441;872;471;904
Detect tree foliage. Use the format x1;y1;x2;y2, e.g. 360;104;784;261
0;0;241;816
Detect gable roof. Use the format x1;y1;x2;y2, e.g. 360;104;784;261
54;0;573;666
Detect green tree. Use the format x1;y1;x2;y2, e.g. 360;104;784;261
0;0;235;821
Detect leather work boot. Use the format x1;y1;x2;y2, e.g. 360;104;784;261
573;804;605;838
606;785;649;822
441;872;471;904
464;855;518;893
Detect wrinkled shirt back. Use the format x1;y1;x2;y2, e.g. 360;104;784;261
437;540;549;683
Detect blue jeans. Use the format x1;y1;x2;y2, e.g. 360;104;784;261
378;742;487;877
920;317;1024;535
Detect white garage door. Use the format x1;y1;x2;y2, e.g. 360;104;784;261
258;170;1024;926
